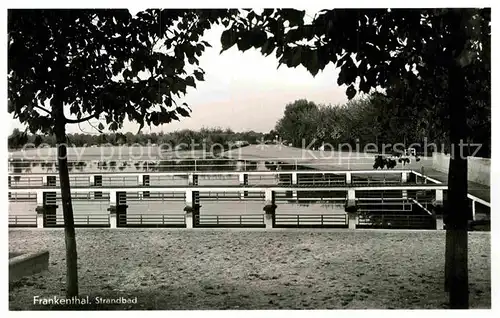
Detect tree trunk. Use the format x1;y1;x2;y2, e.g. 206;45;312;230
53;106;79;298
444;58;469;309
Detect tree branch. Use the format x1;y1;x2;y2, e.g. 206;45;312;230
87;120;104;134
65;112;99;124
34;105;51;115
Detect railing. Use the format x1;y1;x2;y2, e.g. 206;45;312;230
8;169;429;191
101;176;140;187
118;214;186;227
44;214;110;227
8;192;37;201
195;214;265;227
356;190;406;199
357;214;435;229
297;173;345;186
200;192;265;201
9;155;417;172
8;176;44;188
274;214;348;227
125;192;185;200
9;215;37;227
352;174;403;185
55;176;92;187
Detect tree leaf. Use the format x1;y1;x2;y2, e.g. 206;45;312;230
176;107;191;117
193;70;204;81
221;29;237;51
236;32;253;52
290;47;303;67
185;76;196;88
346;85;357;100
261;39;276;56
109;122;118;131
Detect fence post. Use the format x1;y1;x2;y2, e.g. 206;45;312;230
87;215;90;225
263;189;276;229
240;215;242;225
346;189;358;230
239;173;248;199
36;190;44;228
472;200;476;221
321;215;324;226
401;172;408;183
162;215;165;225
297;215;300;227
216;215;219;225
108;190;117;228
292;172;298;199
185;189;194;229
345;172;352;184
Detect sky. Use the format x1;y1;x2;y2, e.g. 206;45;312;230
8;10;353;135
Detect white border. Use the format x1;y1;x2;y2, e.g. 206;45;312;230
2;1;497;318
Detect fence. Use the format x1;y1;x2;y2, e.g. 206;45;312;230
274;214;348;228
9;215;37;227
194;214;265;228
118;214;186;228
44;214;110;227
357;214;435;229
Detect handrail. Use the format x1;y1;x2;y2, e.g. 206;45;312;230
467;194;491;208
44;214;110;225
7;184;449;194
7;169;415;177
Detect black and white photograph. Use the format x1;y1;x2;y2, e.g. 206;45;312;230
4;2;494;313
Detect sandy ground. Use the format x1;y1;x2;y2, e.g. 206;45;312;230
9;228;490;310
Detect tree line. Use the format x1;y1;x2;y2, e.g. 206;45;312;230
8;127;274;150
274;95;490;158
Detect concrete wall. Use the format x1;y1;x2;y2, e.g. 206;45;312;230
9;251;49;282
432;153;490;186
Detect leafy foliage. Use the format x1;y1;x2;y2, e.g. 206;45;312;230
274;99;320;147
8;9;232;133
221;9;489;99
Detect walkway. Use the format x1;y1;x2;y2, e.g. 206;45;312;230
420;167;490;203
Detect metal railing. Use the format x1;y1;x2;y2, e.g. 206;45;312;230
195;214;265;227
297;173;346;185
118;214;186;227
274;214;348;227
125;192;185;200
8;169;425;190
357;214;435;229
44;214;110;227
8;192;37;201
9;215;37;227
